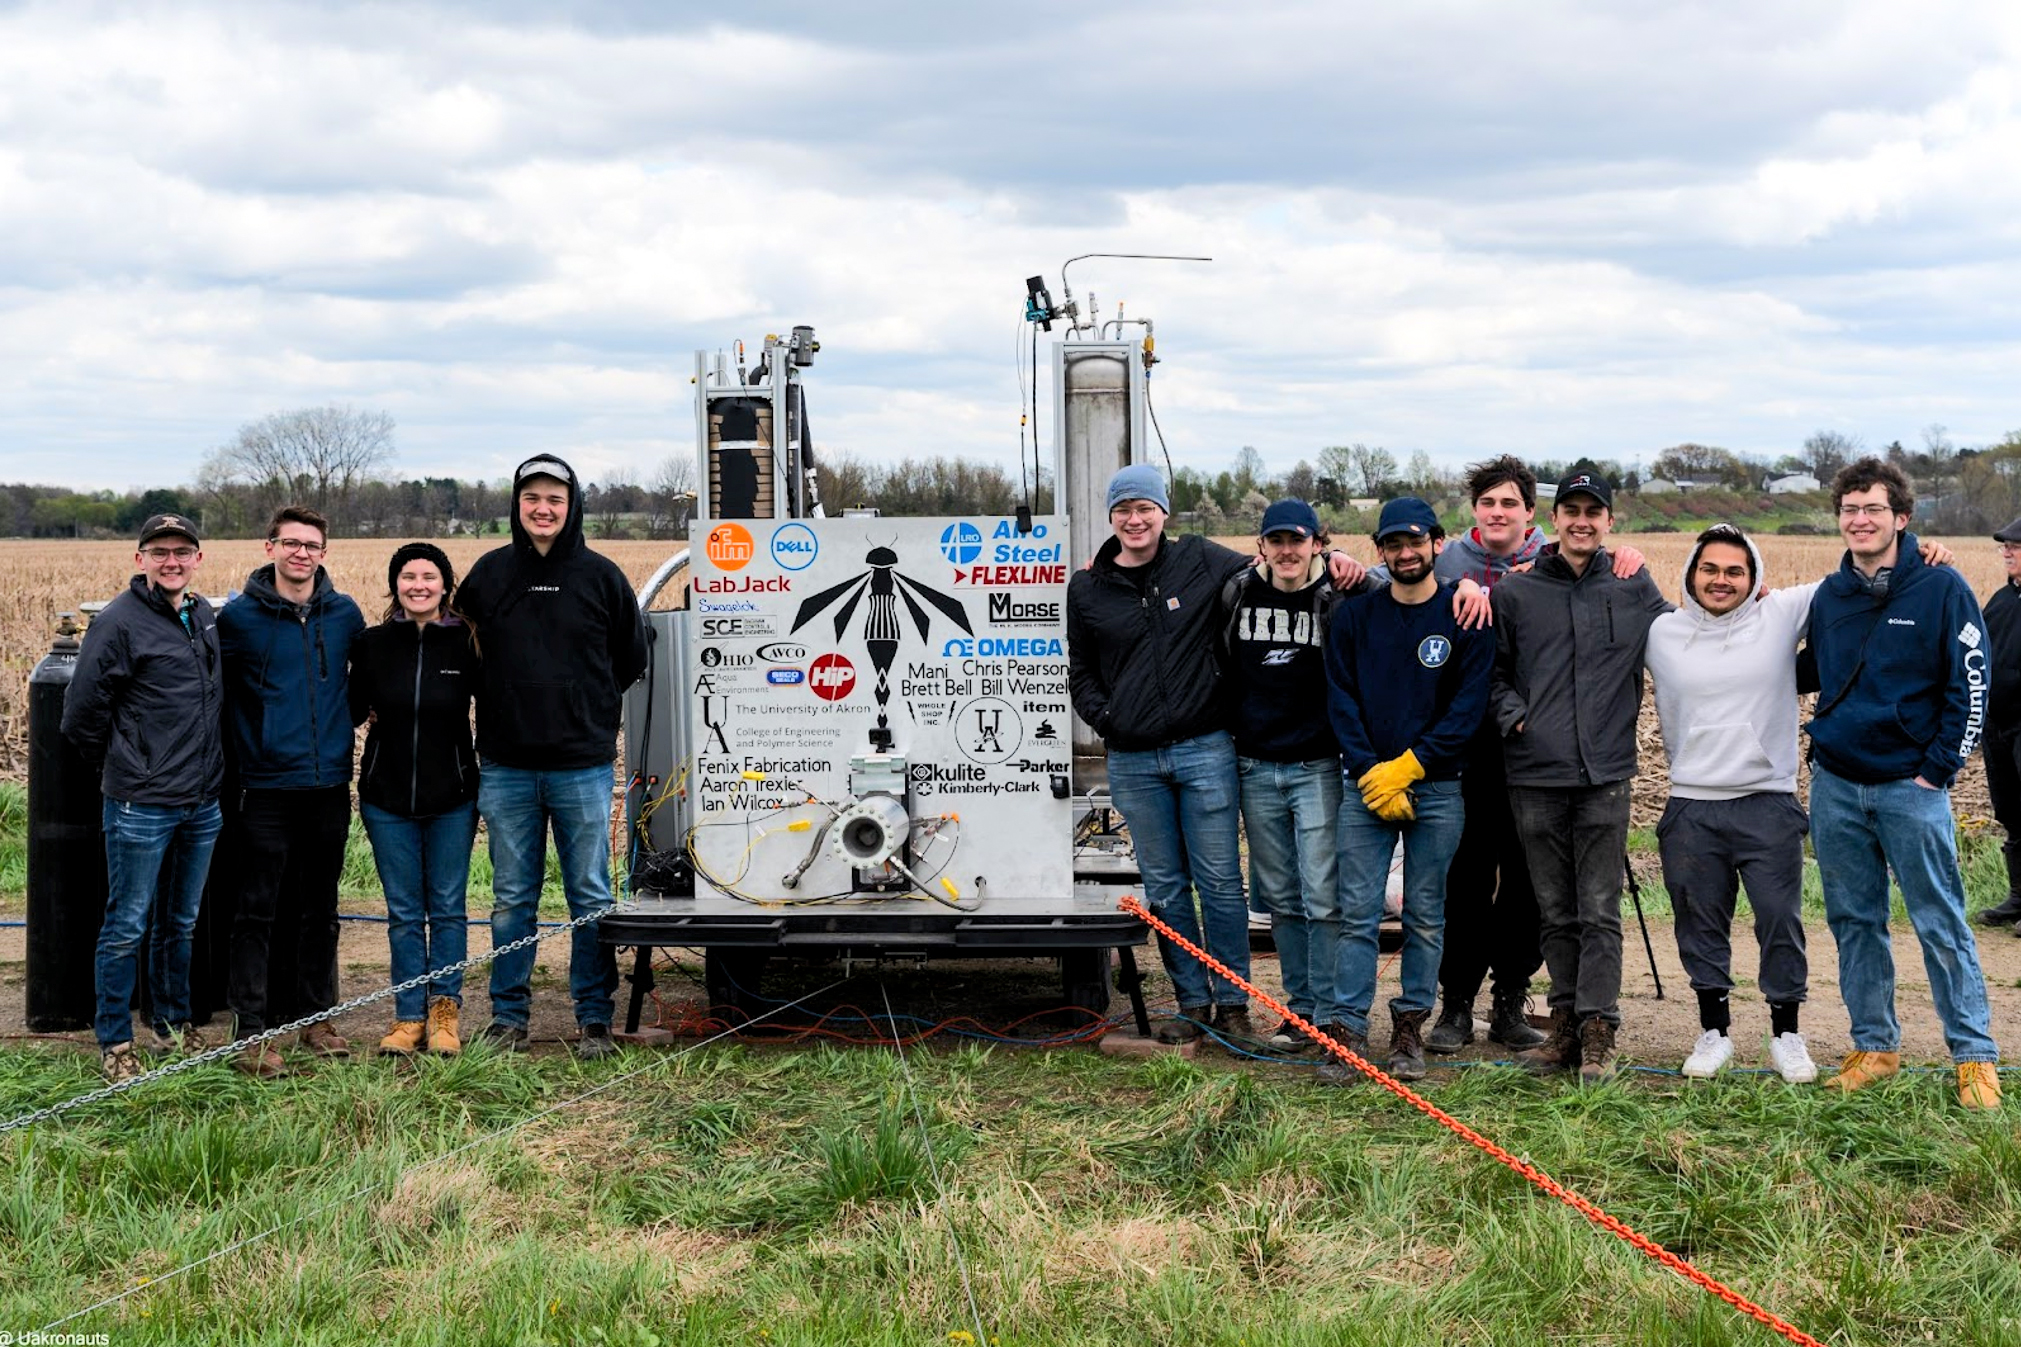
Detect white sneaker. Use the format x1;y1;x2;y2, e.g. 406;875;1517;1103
1768;1031;1818;1084
1681;1029;1734;1078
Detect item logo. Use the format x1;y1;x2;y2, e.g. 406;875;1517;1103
767;668;805;685
1417;635;1451;669
939;521;983;565
706;522;755;572
771;522;819;571
809;653;856;701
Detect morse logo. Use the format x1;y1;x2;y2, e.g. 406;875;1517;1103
987;593;1060;624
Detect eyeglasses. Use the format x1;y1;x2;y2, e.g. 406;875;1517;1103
1110;504;1163;521
143;547;197;562
272;537;328;554
1836;504;1897;520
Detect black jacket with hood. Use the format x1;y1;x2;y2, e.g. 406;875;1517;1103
349;614;479;817
457;457;649;770
1067;532;1253;751
61;575;226;807
216;564;366;790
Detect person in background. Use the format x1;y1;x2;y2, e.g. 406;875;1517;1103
459;455;648;1059
1973;515;2021;937
350;542;480;1057
61;513;226;1082
217;505;367;1079
1806;457;2001;1110
1320;497;1492;1084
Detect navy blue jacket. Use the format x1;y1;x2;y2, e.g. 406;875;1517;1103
1806;532;1988;787
1326;581;1493;780
217;564;367;790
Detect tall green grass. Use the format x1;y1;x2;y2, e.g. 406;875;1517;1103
3;1038;2019;1343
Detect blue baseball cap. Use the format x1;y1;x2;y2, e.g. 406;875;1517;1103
1258;499;1321;539
1374;497;1440;542
1106;463;1170;514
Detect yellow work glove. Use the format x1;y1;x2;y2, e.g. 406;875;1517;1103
1356;750;1425;810
1372;790;1416;823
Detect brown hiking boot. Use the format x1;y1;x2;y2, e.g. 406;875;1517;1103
1517;1009;1581;1076
1824;1050;1900;1095
426;998;462;1055
1210;1005;1260;1051
1155;1005;1209;1045
300;1023;351;1058
1389;1009;1430;1082
1315;1026;1371;1086
1579;1017;1618;1084
1958;1062;2002;1111
235;1041;289;1080
379;1020;426;1056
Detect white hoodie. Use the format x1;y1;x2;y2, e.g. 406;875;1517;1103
1643;529;1818;800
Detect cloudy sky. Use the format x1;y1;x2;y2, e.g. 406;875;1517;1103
4;0;2019;491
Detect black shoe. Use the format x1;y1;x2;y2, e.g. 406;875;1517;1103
1265;1017;1313;1052
1155;1005;1209;1044
1487;984;1549;1050
1425;999;1474;1055
476;1022;529;1052
1974;895;2021;926
574;1023;618;1060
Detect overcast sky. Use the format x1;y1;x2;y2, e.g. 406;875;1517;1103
5;0;2020;491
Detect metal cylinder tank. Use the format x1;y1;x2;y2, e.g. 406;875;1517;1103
25;614;107;1031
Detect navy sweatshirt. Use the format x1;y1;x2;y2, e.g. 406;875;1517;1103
1325;581;1493;780
1806;532;1988;787
1225;571;1340;762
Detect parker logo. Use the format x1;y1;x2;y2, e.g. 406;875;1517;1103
705;522;755;572
809;653;856;701
987;593;1060;626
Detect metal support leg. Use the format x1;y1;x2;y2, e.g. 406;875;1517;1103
623;945;655;1033
1116;945;1152;1037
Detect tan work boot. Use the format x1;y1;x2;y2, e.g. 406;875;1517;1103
1824;1050;1900;1094
235;1040;289;1080
1958;1062;2003;1111
1579;1017;1618;1085
379;1020;426;1055
426;998;462;1056
300;1023;351;1058
1517;1009;1581;1076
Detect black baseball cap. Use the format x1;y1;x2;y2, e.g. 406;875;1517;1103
137;513;200;548
1554;470;1613;510
1994;516;2021;544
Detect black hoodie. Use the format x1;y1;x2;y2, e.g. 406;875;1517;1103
457;456;649;770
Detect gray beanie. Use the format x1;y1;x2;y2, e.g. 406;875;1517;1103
1106;464;1170;513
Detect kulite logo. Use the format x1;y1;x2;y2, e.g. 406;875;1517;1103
706;523;755;572
809;653;856;701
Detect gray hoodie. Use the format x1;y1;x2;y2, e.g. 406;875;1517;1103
1643;530;1817;801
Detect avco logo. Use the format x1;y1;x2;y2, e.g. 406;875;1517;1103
705;522;755;571
756;642;809;663
770;522;819;571
938;520;983;565
809;653;857;701
767;668;805;685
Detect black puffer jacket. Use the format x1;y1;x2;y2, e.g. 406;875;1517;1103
1987;579;2021;734
1067;533;1252;751
61;576;225;806
349;616;479;817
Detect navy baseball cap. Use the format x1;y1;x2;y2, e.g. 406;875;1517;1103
1258;499;1321;539
1374;497;1439;542
1555;469;1613;509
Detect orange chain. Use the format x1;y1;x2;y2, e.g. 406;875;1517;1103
1119;895;1825;1347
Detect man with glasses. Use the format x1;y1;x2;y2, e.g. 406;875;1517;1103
217;505;366;1077
1808;459;2001;1109
62;514;226;1082
1974;517;2021;936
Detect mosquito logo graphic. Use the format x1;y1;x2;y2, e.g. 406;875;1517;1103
790;543;974;737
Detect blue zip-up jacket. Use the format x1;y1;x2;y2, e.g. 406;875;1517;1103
1325;580;1493;780
1805;532;1988;788
217;563;367;790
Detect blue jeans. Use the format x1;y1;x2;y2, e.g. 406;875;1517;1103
1239;756;1341;1022
1810;766;1999;1063
1108;731;1249;1009
1333;779;1464;1035
480;762;620;1029
361;800;477;1020
95;797;223;1047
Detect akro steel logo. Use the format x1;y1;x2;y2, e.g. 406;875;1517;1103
706;522;755;572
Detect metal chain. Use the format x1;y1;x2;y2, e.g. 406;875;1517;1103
0;900;633;1137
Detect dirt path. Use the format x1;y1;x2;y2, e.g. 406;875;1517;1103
5;907;2019;1071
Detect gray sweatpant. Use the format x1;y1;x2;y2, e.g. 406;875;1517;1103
1655;793;1809;1005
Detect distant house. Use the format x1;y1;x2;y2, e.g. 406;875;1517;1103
1640;477;1679;494
1767;473;1821;494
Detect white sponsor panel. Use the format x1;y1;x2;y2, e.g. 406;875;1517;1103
686;516;1072;904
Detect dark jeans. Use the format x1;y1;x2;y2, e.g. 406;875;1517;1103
1439;745;1541;1005
228;785;351;1036
1509;780;1632;1026
1656;793;1808;1006
1984;726;2021;904
95;797;223;1046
